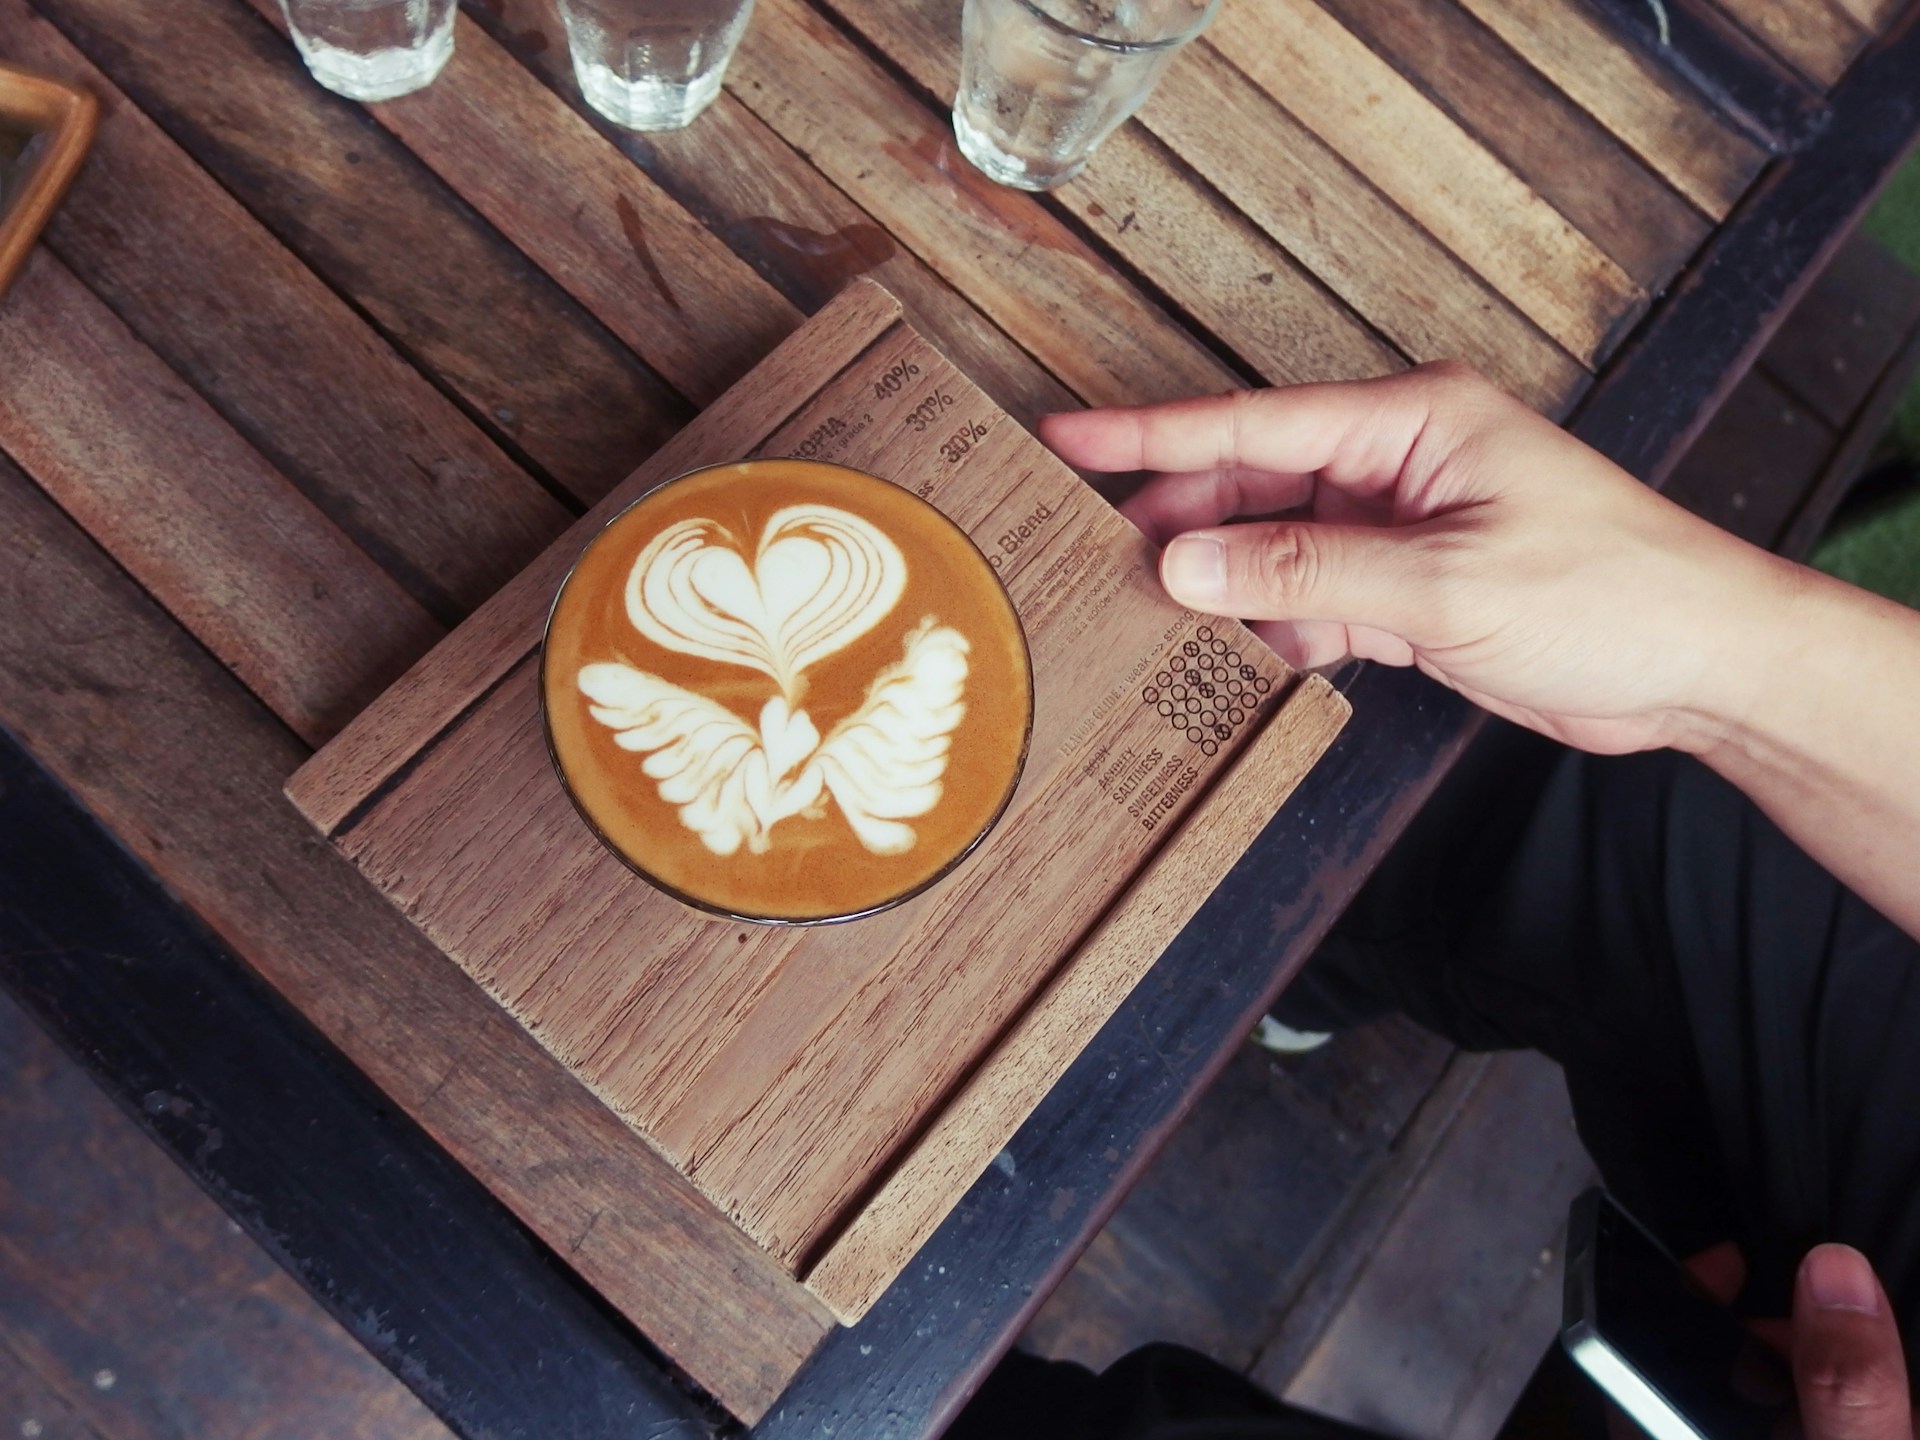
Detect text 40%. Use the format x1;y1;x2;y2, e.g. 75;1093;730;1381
872;359;921;399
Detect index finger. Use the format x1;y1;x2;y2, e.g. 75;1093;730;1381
1037;372;1439;489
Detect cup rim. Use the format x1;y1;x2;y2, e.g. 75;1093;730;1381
995;0;1224;52
539;456;1036;928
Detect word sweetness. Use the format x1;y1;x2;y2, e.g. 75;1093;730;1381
1127;753;1200;832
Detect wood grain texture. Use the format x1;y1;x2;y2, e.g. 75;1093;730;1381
298;297;1342;1321
1209;0;1643;365
285;277;905;836
31;0;688;504
0;250;441;746
473;0;1080;433
0;990;454;1440
1;2;570;625
1313;0;1711;289
1141;41;1589;414
1451;0;1769;217
815;0;1407;388
1269;1052;1594;1440
805;675;1352;1321
0;1339;103;1440
1710;0;1868;86
1761;232;1920;429
238;0;800;408
0;455;832;1423
726;0;1241;407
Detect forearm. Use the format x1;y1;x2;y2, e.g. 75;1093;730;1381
1683;563;1920;941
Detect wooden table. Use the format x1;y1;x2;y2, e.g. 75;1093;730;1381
0;0;1915;1432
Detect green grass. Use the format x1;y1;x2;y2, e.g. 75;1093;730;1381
1808;150;1920;610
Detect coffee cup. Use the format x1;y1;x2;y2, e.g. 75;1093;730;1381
543;458;1033;923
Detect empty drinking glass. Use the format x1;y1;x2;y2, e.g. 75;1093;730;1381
281;0;456;102
556;0;755;131
954;0;1219;190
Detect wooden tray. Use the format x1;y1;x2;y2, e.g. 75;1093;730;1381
287;279;1350;1322
0;60;96;304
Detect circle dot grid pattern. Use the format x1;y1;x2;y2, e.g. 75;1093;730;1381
1138;626;1271;756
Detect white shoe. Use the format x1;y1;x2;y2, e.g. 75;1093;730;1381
1250;1014;1334;1055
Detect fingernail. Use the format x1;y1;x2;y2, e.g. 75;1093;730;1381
1803;1244;1880;1314
1163;535;1226;606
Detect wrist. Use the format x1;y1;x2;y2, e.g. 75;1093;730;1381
1662;549;1820;764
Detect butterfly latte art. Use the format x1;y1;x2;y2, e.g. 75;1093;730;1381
544;460;1032;923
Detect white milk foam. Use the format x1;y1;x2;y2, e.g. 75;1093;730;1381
579;505;970;857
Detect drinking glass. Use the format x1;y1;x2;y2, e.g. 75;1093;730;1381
556;0;755;131
281;0;456;102
954;0;1219;190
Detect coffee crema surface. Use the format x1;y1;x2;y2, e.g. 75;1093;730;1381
543;458;1033;922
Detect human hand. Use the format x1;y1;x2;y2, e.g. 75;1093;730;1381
1038;364;1804;756
1684;1241;1914;1440
1792;1244;1915;1440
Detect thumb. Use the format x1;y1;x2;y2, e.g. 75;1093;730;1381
1159;521;1437;636
1794;1244;1914;1440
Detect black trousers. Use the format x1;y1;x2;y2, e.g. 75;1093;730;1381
952;733;1920;1437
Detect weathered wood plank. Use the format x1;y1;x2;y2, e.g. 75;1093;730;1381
1450;0;1770;217
0;1333;110;1440
0;456;833;1423
1141;41;1589;413
815;0;1407;388
1761;233;1920;429
285;278;905;836
727;0;1241;406
474;0;1079;430
805;676;1352;1321
0;251;441;746
2;1;569;624
1710;0;1868;87
1314;0;1711;289
30;0;688;504
1209;0;1643;365
238;0;803;407
0;991;453;1440
1267;1052;1593;1440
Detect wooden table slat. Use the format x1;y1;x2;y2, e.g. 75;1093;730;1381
727;0;1241;407
1144;41;1591;412
809;0;1408;389
477;0;1080;429
2;0;572;624
1450;0;1771;216
822;0;1583;412
237;0;803;408
1711;0;1870;85
0;457;832;1424
29;0;690;505
0;250;442;746
1313;0;1713;289
1209;0;1644;365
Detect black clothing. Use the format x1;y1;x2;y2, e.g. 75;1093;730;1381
953;733;1920;1438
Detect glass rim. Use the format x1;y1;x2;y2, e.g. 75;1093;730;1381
995;0;1224;52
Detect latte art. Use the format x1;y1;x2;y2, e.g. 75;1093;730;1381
543;459;1030;923
580;616;968;857
627;505;907;702
583;505;968;858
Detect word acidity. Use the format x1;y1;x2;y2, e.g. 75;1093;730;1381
580;504;970;858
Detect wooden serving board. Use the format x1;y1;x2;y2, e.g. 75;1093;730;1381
286;278;1350;1323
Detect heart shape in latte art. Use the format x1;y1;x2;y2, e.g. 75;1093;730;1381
625;504;907;700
